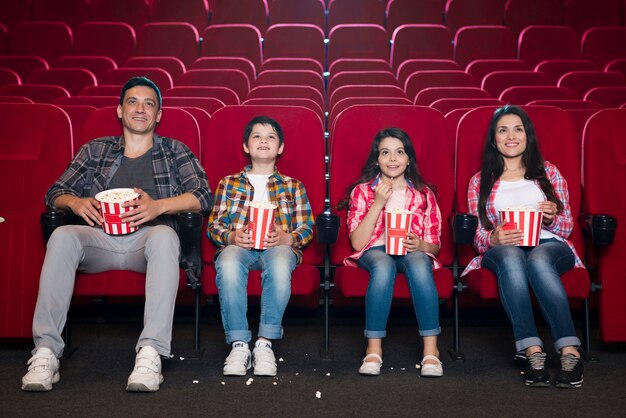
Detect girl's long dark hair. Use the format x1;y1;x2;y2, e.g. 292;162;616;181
478;105;563;230
336;127;429;210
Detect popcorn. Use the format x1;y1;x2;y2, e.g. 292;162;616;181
95;188;138;203
249;200;277;210
94;188;139;235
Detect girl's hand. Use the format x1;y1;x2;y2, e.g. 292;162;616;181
374;179;393;206
537;200;558;225
490;224;523;246
403;232;421;252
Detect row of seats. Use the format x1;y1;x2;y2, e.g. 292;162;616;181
2;0;626;36
3;21;626;72
1;103;624;351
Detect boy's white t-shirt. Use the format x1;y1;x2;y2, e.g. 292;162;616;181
248;173;271;203
494;179;558;240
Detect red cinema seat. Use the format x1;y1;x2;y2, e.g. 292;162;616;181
557;71;626;99
328;71;398;98
178;69;249;102
534;60;599;84
26;68;97;96
430;97;504;114
481;70;552;98
581;27;626;67
527;99;604;110
584;87;626;108
0;57;48;81
328;96;413;134
0;104;73;337
162;96;225;116
263;24;325;68
0;68;21;87
0;96;34;103
582;109;626;342
329;85;407;112
10;22;73;65
255;70;325;95
200;105;326;309
75;22;136;66
137;23;200;69
453;25;517;69
328;104;457;353
390;24;453;72
101;68;174;91
455;105;591;351
124;57;186;84
243;98;325;125
518;26;582;68
499;86;577;105
465;59;530;81
414;86;492;106
91;0;150;32
55;104;98;154
79;85;128;97
445;0;504;34
269;0;325;30
151;0;210;33
261;58;324;74
200;24;263;72
193;56;256;83
386;0;444;36
405;70;479;102
328;24;390;65
54;95;120;108
396;59;460;87
32;0;90;31
211;0;269;35
563;0;622;35
0;84;70;104
247;85;325;114
328;0;386;31
0;0;31;30
503;0;563;36
605;59;626;78
164;86;240;105
54;56;118;80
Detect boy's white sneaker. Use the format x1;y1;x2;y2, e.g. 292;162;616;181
126;346;163;392
223;345;252;376
21;347;60;391
253;345;277;376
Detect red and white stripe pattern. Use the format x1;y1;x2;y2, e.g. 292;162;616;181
100;201;138;235
248;206;275;249
385;211;413;255
500;210;543;246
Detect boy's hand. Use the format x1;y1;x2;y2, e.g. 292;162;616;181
229;227;253;249
264;223;293;248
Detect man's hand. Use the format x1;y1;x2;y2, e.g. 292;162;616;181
119;188;164;227
263;223;294;248
66;196;102;226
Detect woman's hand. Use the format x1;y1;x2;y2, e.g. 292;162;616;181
537;200;558;225
490;224;523;246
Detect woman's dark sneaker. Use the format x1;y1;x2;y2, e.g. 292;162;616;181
521;352;550;387
554;353;583;389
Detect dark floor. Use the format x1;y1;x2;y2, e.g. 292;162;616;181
2;303;626;418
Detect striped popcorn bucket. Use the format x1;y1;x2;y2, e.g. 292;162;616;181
248;204;276;249
385;211;413;255
95;188;139;235
499;210;544;246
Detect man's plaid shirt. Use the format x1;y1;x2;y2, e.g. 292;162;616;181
207;165;314;264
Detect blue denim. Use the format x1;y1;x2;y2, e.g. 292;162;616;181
214;245;297;344
481;238;580;353
357;246;441;338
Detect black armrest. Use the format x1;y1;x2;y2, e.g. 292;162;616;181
40;209;72;242
453;213;478;245
586;214;617;246
315;212;340;245
177;212;204;288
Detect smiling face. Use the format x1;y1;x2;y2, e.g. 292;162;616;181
377;136;409;180
243;123;284;164
117;85;162;135
495;114;527;159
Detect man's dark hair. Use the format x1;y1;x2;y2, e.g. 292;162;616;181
119;77;162;109
243;116;285;146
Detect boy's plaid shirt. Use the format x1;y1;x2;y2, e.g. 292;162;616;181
207;165;314;264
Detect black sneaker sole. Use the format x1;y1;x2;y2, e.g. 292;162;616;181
524;379;551;387
555;379;583;389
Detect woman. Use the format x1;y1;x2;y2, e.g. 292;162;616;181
464;105;584;388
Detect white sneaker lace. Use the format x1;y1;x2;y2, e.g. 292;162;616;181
528;352;547;370
226;348;250;366
560;354;580;372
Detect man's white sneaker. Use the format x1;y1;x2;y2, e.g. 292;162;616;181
223;346;252;376
21;347;60;391
126;346;163;392
253;345;277;376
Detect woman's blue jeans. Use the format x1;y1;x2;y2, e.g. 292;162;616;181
357;246;441;339
214;245;297;344
481;238;581;353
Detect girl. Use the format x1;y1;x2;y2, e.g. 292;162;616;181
464;105;584;388
339;127;443;377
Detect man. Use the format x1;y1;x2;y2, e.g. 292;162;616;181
21;77;212;392
208;116;314;377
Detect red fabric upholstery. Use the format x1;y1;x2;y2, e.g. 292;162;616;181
162;96;225;116
583;86;626;108
0;104;73;337
329;97;412;133
200;24;263;71
527;99;603;110
164;86;240;105
200;105;326;307
101;68;174;91
557;70;626;99
211;0;269;35
263;24;325;67
465;59;530;81
327;0;385;31
454;105;589;300
247;85;325;113
0;68;20;87
243;98;324;125
137;23;200;68
481;70;552;97
55;104;98;155
564;0;622;35
10;22;73;64
329;85;406;112
0;56;49;80
26;68;97;96
192;56;257;82
445;0;504;34
91;0;150;31
534;60;599;84
499;86;577;105
397;59;460;87
414;86;491;106
32;0;90;31
386;0;443;36
582;109;626;341
430;98;504;115
328;24;389;64
390;24;452;71
503;0;563;36
124;57;186;84
405;70;478;102
0;84;70;104
269;0;325;30
328;105;454;303
151;0;209;33
328;71;397;97
75;22;136;66
518;26;581;68
581;27;626;67
178;69;250;102
453;25;517;69
54;56;118;80
256;70;325;95
261;57;324;73
329;58;391;74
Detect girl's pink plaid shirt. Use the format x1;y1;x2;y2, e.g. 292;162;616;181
344;178;442;268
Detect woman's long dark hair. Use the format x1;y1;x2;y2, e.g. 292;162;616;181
336;127;428;210
478;105;563;230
